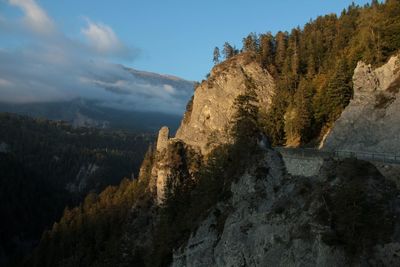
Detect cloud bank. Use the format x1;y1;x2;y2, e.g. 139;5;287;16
9;0;55;34
0;0;193;114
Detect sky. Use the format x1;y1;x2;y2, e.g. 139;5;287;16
0;0;373;114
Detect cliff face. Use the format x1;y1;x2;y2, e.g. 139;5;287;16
176;53;275;154
323;55;400;153
142;52;400;266
152;53;276;203
171;150;400;266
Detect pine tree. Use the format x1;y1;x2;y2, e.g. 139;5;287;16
242;32;259;52
258;33;274;68
261;90;289;146
213;47;220;64
231;89;260;146
284;79;313;145
222;42;235;59
326;58;352;121
275;31;288;72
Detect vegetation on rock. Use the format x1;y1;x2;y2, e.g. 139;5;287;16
216;0;400;146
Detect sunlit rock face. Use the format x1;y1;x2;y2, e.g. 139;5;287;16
156;126;170;151
176;53;276;155
151;53;276;203
323;55;400;153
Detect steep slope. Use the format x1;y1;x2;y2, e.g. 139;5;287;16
176;53;275;154
323;54;400;153
172;152;400;266
152;53;275;203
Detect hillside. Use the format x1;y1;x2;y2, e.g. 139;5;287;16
23;1;400;267
0;113;152;266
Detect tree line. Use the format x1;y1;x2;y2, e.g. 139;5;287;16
213;0;400;146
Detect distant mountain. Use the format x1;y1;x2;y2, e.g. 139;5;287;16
0;66;194;133
0;98;183;133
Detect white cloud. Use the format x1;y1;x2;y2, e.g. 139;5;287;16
163;84;176;94
81;20;124;54
0;1;191;114
9;0;54;34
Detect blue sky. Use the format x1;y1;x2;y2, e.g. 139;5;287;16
0;0;375;114
1;0;372;81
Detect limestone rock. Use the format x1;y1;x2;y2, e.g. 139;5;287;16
323;55;400;153
152;53;275;202
171;152;400;267
156;126;170;152
152;138;202;204
175;53;275;154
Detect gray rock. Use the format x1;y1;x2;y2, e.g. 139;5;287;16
323;55;400;154
171;153;400;267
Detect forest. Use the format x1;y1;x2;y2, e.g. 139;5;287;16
0;113;152;266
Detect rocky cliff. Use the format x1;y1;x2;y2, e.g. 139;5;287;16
171;150;400;266
152;53;275;203
149;53;400;266
176;53;275;155
323;55;400;153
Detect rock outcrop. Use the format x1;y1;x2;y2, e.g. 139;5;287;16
172;152;400;266
323;55;400;153
152;126;171;203
152;53;276;202
152;126;202;203
147;53;400;266
156;126;170;151
176;53;275;154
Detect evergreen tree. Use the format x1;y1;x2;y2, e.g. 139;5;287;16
284;79;313;145
222;42;235;59
242;32;259;52
258;32;274;68
275;31;288;72
261;90;289;146
213;47;220;64
231;89;260;147
326;58;352;120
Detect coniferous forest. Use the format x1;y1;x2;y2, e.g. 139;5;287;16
0;113;152;266
216;0;400;146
